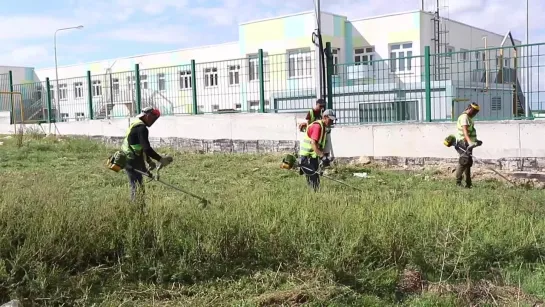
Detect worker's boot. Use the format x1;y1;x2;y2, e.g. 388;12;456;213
465;175;472;189
465;160;473;189
455;166;464;187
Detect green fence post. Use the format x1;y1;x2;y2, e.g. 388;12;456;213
135;64;141;115
191;60;198;115
325;42;334;110
87;71;93;120
424;46;432;122
46;78;53;123
258;49;265;113
8;71;14;124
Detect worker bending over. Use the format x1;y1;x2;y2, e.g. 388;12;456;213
122;106;173;202
298;98;326;132
298;109;336;191
454;102;482;188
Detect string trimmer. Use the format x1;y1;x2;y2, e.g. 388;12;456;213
456;144;516;186
443;138;516;186
131;163;210;206
281;153;364;191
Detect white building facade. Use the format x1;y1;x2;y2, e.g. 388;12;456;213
18;10;523;123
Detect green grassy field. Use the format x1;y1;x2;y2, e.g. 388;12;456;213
0;133;544;306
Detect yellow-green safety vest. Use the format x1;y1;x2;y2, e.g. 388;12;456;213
308;108;323;123
299;120;327;158
121;119;145;157
456;113;477;142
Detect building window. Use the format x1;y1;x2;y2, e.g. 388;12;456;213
112;78;119;93
212;104;219;111
49;84;55;100
496;56;510;67
58;83;67;100
359;101;418;123
446;46;455;58
491;97;502;111
204;67;218;87
249;57;258;81
229;65;240;85
331;48;340;75
179;70;191;89
248;54;269;82
288;49;312;78
60;113;69;122
75;112;85;121
473;50;483;70
157;73;166;91
127;76;135;91
140;74;148;90
74;82;83;98
249;100;270;112
92;80;102;96
354;47;374;65
459;48;468;61
390;43;413;72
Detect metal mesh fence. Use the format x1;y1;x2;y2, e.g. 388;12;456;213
49;76;89;122
4;43;545;124
428;43;543;121
0;73;11;112
90;70;137;119
12;81;49;122
333;52;425;125
138;65;193;115
267;50;317;115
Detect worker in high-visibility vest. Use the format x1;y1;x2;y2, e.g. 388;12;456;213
122;107;173;203
298;109;336;191
298;98;326;132
454;102;482;188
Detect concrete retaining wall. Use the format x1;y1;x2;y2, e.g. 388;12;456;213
1;112;544;171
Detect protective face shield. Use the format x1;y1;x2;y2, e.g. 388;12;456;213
468;103;480;117
138;107;161;126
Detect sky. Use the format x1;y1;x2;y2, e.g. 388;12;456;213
0;0;543;70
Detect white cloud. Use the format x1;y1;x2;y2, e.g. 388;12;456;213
0;16;83;40
71;0;189;23
2;0;545;72
100;23;192;44
0;45;50;67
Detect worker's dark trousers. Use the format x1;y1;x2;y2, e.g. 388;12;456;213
299;156;320;191
455;140;473;188
125;160;146;202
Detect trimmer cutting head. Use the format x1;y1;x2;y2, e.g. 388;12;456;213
443;135;456;147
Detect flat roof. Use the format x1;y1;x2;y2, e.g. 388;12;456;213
0;65;35;69
349;10;421;22
38;41;239;70
419;11;522;43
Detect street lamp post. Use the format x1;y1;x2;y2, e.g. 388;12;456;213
54;25;83;121
525;0;530;118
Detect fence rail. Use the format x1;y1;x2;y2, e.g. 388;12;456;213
5;42;545;125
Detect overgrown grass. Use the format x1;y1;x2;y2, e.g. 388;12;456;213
0;134;544;306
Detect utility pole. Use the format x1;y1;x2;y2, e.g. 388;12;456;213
313;0;323;100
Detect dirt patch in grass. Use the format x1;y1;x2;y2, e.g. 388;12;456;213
397;268;545;307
